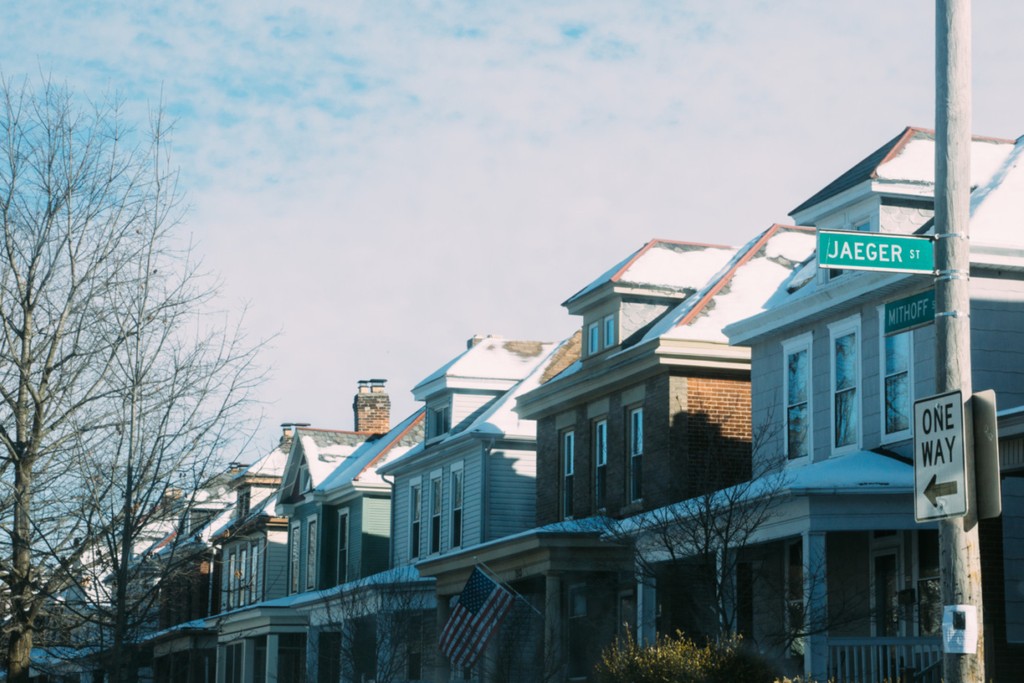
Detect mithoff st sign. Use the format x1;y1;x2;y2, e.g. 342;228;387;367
914;390;967;522
817;229;935;274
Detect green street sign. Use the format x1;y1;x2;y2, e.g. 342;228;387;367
817;229;935;274
884;289;935;335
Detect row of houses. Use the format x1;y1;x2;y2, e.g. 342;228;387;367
43;126;1024;682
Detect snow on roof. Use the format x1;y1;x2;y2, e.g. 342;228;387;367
564;239;736;305
250;565;431;610
875;131;1013;186
315;409;425;493
414;336;553;394
242;441;289;479
969;137;1024;248
296;429;368;489
640;225;816;344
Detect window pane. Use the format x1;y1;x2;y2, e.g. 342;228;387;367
885;373;910;433
835;389;857;446
835;333;857;391
788;349;808;404
788;403;808;458
885;332;910;375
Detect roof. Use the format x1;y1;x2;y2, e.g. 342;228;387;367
315;408;425;493
413;336;555;399
380;337;575;475
240;439;290;479
968;134;1024;249
293;428;369;489
563;238;736;308
639;224;816;344
790;126;1015;217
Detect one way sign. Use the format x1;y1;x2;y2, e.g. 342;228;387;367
914;390;968;522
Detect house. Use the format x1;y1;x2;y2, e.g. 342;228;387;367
723;127;1024;681
415;227;815;682
379;334;576;682
212;380;425;683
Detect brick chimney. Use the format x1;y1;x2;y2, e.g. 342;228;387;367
353;379;390;434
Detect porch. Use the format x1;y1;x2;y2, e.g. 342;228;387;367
827;636;941;683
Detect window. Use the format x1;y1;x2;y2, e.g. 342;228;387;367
628;407;643;501
562;430;575;519
227;550;237;608
594;419;608;509
830;318;860;451
298;461;311;493
337;510;349;586
430;475;442;554
883;330;912;438
239;546;249;605
603;314;615;348
250;540;260;601
409;482;421;559
783;335;812;459
450;466;463;548
588;322;600;355
237;488;251;518
306;519;318;590
429;404;451;439
289;522;301;594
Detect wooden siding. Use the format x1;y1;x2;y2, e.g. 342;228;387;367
264;528;289;599
485;447;536;540
360;496;391;577
452;392;497;430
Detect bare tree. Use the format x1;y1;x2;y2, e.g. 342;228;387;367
0;75;262;682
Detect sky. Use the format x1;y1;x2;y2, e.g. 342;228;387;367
3;1;1024;458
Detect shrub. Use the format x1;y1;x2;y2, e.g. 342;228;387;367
595;631;779;683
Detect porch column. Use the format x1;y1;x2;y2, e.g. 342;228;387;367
216;645;226;683
265;634;280;683
545;572;564;681
802;531;827;683
637;575;657;646
435;594;452;682
242;637;255;683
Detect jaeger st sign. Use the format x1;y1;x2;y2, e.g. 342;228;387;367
818;229;935;274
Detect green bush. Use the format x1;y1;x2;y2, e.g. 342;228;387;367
594;631;779;683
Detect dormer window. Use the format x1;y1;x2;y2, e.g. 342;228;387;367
237;488;251;518
603;314;616;348
587;322;600;355
298;462;311;493
428;403;451;439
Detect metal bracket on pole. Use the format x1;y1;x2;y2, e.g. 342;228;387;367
934;232;968;240
935;269;969;282
935;311;966;319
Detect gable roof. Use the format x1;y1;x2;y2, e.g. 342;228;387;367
562;238;736;309
790;126;1015;218
413;336;555;399
278;428;371;504
639;225;816;344
316;408;426;494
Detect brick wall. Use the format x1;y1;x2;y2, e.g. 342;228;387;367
535;371;753;525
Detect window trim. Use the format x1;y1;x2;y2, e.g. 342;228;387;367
429;471;443;555
306;516;319;591
878;306;914;444
594;419;608;510
289;521;301;594
450;462;464;549
828;315;862;454
628;407;644;502
562;430;575;519
603;314;616;348
782;333;813;460
409;478;422;560
587;322;600;356
337;508;349;586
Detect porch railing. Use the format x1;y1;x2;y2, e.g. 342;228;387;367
827;637;942;683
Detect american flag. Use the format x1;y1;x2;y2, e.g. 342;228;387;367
438;567;515;670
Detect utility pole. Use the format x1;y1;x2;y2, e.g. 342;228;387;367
935;0;984;680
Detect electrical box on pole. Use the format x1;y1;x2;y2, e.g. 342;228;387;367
971;389;1001;520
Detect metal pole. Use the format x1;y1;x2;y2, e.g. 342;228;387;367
935;0;984;680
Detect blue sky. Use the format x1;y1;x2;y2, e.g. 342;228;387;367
4;1;1024;455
